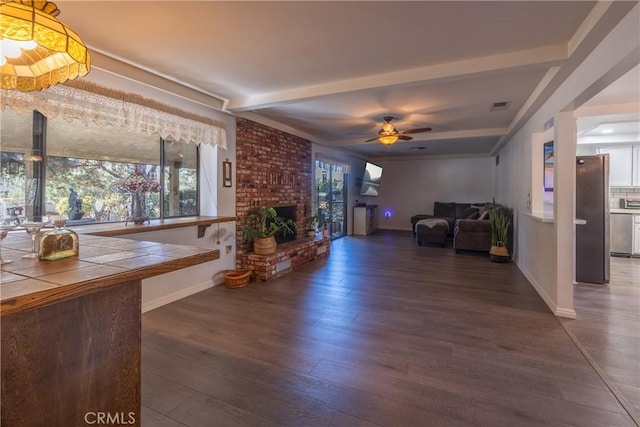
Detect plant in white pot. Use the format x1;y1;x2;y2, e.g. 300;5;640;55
306;215;319;237
489;200;511;262
243;207;296;255
320;217;329;238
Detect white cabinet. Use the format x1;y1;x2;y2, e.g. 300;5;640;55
598;146;633;187
633;146;640;187
353;205;377;235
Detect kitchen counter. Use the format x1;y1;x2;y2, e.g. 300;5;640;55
611;209;640;214
0;228;220;426
0;231;220;315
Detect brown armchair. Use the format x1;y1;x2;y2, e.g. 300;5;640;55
454;207;513;254
453;219;492;253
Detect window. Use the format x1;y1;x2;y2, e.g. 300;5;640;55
0;110;32;220
0;108;199;224
315;159;347;239
163;138;199;217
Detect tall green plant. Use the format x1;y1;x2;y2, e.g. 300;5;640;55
490;200;510;247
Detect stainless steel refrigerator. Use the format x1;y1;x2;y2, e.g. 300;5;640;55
576;155;610;284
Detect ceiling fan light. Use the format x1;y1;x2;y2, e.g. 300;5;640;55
0;0;91;92
382;122;395;133
378;135;398;145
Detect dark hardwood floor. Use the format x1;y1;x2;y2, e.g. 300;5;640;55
563;256;640;424
141;231;637;426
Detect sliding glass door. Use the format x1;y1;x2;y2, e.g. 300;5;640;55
315;160;347;239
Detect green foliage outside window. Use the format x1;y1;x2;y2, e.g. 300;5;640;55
1;112;199;223
46;157;137;220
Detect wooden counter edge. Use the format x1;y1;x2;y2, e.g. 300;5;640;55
73;216;236;237
0;249;220;317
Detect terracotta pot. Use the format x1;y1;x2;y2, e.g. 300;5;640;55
254;236;277;255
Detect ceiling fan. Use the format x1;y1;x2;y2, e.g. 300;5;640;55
365;116;432;145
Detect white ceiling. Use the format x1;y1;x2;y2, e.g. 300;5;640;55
577;65;640;145
39;1;640;158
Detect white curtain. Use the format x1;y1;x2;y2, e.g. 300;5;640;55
1;85;226;148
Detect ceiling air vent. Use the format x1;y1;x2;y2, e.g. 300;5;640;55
491;101;510;111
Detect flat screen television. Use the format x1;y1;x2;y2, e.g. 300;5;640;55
360;161;383;196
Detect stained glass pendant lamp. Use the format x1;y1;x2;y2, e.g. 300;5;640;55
0;0;90;91
110;171;161;225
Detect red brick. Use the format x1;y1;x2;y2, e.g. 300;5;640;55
235;118;315;267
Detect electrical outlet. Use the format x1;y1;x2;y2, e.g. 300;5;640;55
225;245;233;255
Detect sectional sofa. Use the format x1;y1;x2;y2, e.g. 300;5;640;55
411;201;512;254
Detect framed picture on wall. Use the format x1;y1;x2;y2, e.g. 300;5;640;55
223;160;232;187
544;141;554;192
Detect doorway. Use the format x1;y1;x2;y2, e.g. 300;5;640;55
315;160;347;239
572;64;639;421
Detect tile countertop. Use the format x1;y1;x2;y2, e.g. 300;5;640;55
0;231;220;316
611;209;640;214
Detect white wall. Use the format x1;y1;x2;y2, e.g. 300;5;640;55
199;134;237;218
496;4;639;317
214;125;237;218
375;157;496;230
119;222;236;312
576;144;598;156
517;217;557;307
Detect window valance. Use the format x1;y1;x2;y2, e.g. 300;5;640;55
315;153;351;174
1;83;227;149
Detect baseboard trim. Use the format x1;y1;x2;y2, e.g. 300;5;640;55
555;307;577;319
141;278;222;313
377;226;413;231
516;261;576;319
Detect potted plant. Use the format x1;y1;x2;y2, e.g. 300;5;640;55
243;207;296;255
306;215;318;237
321;217;329;238
489;200;510;262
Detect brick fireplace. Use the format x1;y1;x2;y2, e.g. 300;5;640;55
272;204;297;243
235;117;315;267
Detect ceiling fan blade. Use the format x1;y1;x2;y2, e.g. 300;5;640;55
398;135;413;141
364;137;380;142
398;127;432;135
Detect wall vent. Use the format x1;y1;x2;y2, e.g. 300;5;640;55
491;101;510;111
276;259;291;273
